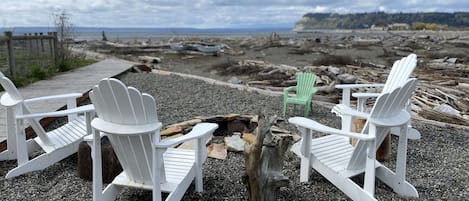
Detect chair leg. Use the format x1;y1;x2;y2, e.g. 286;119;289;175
5;145;76;178
102;184;123;201
283;101;287;116
92;129;104;201
304;102;311;116
0;107;18;161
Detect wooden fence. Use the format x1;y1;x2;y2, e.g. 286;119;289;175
0;31;58;77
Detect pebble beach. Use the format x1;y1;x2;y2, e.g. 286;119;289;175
0;72;468;200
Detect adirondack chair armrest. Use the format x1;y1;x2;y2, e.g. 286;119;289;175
23;93;83;104
336;84;385;106
331;104;370;119
155;123;218;148
16;104;95;119
283;86;297;96
289;117;375;141
91;118;162;135
307;88;318;99
352;92;379;99
335;83;385;90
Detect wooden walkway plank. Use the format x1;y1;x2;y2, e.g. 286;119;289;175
0;59;136;142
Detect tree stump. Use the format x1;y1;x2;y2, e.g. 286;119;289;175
244;114;293;201
77;136;122;183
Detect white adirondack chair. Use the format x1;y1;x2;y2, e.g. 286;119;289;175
89;78;218;201
332;54;420;139
0;72;94;178
289;78;419;201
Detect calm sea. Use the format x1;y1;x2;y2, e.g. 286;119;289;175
0;27;294;41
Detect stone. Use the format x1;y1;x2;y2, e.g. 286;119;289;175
77;136;122;183
228;76;242;84
327;66;341;75
160;126;183;136
224;135;245;152
337;73;357;84
207;143;227;160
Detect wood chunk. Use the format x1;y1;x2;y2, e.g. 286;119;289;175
244;114;292;201
420;108;469;126
242;133;256;144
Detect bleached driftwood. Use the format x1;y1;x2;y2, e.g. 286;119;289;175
244;114;293;201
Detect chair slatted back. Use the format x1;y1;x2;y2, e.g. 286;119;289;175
297;73;317;98
90;78;159;185
347;79;418;170
0;73;50;145
382;54;417;93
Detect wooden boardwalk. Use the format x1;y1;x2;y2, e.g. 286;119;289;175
0;59;135;142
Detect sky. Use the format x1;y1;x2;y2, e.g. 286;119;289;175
1;0;469;28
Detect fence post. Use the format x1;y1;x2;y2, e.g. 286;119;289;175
40;32;45;52
34;32;40;54
51;32;58;66
5;31;16;77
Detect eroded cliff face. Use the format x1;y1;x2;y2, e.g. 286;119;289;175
292;16;316;31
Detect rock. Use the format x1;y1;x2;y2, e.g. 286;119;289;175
77;137;122;183
228;76;242;84
327;66;341;75
337;73;357;84
224;135;245;152
160;126;183;136
207;143;227;160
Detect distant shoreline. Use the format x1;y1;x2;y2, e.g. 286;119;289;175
0;26;294;41
2;27;469;41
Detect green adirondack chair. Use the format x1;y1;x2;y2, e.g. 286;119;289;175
283;72;317;116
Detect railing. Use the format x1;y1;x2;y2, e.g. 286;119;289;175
0;31;58;78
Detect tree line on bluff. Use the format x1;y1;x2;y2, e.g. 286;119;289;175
295;12;469;29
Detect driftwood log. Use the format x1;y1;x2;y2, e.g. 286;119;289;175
244;115;293;201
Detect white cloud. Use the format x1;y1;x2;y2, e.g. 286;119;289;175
0;0;468;28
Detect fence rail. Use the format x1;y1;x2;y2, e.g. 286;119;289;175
1;31;58;78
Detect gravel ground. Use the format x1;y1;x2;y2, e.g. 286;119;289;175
1;72;468;200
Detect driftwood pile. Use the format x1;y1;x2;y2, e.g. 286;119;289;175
213;57;469;126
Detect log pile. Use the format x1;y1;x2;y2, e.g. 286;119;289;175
87;30;469;127
211;58;469;126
